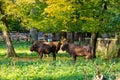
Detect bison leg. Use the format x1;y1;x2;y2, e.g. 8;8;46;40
52;53;56;61
85;55;89;62
85;54;94;62
72;55;77;64
39;53;43;60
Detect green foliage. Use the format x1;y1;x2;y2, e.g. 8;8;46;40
0;22;3;31
43;0;83;32
0;0;47;31
0;55;120;80
19;0;47;30
0;41;120;80
78;0;120;33
0;0;120;33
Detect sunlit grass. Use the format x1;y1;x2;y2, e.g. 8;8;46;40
0;41;120;80
0;57;120;80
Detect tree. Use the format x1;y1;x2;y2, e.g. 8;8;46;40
79;0;120;58
43;0;83;32
43;0;120;58
1;0;119;58
0;0;47;57
0;0;17;57
42;0;82;41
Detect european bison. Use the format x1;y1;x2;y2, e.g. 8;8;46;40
40;41;62;54
30;41;56;60
61;42;93;64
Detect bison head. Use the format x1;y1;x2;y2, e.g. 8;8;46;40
61;42;69;51
30;41;40;52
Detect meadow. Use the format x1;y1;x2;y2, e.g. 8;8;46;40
0;41;120;80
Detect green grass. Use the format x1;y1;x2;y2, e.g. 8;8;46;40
0;41;120;80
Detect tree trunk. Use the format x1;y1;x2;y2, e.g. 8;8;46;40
61;32;67;40
117;48;120;57
70;32;74;43
29;28;38;44
61;32;67;44
2;28;17;57
90;32;99;58
77;32;81;45
0;4;17;57
52;33;56;41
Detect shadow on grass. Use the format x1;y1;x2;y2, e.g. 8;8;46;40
0;56;73;68
57;52;70;57
17;52;38;57
17;73;93;80
0;51;120;68
0;74;93;80
0;77;8;80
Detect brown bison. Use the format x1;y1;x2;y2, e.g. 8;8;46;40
30;41;56;60
40;41;62;54
61;42;93;64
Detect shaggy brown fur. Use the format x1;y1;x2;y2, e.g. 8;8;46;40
61;42;93;64
30;41;56;60
40;41;62;54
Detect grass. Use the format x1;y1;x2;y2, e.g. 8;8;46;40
0;41;120;80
